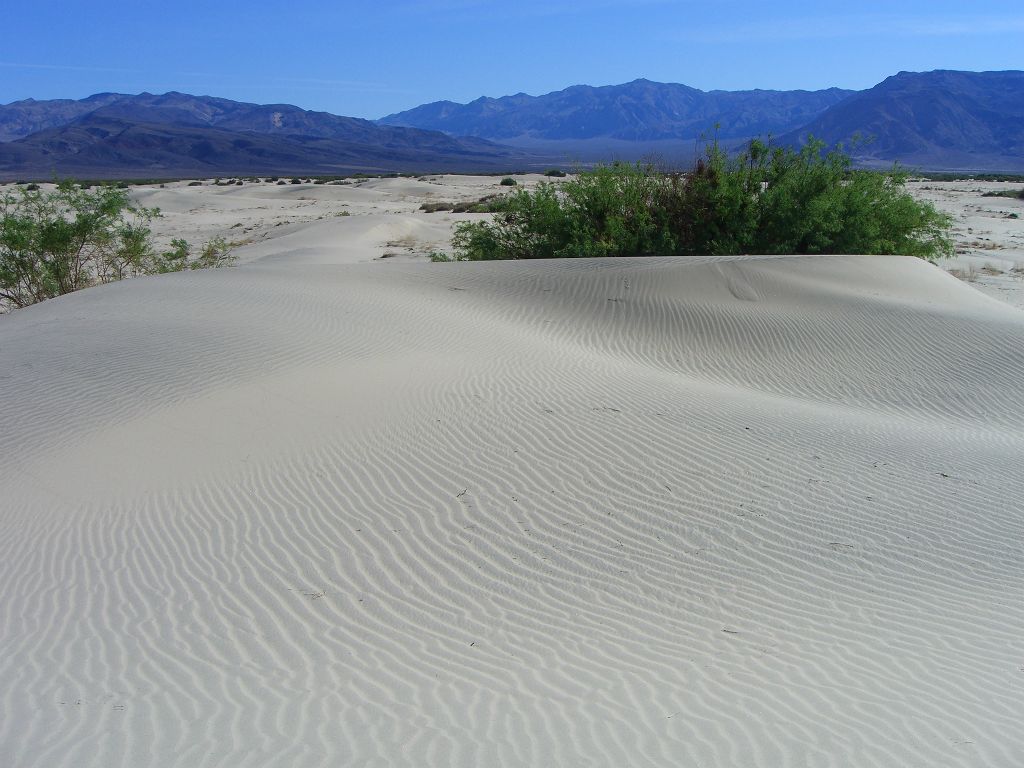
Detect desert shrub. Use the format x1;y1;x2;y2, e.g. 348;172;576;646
290;178;301;185
24;183;40;191
981;188;1024;199
1;181;236;311
544;169;567;177
188;236;235;269
148;236;235;274
420;194;506;214
1;182;157;310
449;139;953;261
188;181;203;186
500;177;518;186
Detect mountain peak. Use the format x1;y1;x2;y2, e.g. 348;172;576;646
782;69;1024;170
378;79;854;141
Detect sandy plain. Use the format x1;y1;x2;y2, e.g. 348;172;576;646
1;175;1023;767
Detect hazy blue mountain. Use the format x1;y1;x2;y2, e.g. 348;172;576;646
378;79;855;141
781;70;1024;171
0;93;126;142
5;72;1023;177
0;93;530;179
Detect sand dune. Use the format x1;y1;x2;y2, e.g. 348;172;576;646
2;226;1024;767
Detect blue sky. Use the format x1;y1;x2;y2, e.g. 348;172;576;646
2;0;1022;118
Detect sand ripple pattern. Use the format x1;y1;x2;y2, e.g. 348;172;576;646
1;255;1023;767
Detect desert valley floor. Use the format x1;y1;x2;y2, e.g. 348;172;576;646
1;176;1023;767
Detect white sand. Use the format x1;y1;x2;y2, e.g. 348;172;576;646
136;175;550;265
2;178;1024;767
909;180;1024;309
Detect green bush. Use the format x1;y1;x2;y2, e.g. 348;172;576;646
448;139;953;262
1;181;236;311
500;177;518;186
1;182;157;310
544;169;567;177
148;236;236;274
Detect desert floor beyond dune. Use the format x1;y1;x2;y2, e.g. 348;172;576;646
1;176;1023;767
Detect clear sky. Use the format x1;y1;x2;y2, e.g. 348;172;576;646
2;0;1022;119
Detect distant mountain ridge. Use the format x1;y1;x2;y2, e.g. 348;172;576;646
379;79;855;141
380;71;1024;171
3;71;1023;178
0;92;530;179
780;70;1024;171
0;93;127;142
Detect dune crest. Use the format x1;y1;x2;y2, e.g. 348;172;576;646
2;253;1023;767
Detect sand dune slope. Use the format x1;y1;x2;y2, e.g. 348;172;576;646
1;255;1023;767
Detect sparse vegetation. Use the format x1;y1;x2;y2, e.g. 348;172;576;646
148;237;235;273
1;181;235;312
420;194;507;214
919;172;1024;183
500;177;518;186
544;169;567;177
447;139;954;262
981;188;1024;200
948;265;979;282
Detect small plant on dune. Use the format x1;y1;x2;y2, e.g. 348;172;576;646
544;169;567;177
149;236;235;274
447;138;953;262
1;182;157;310
419;194;508;214
500;177;518;186
0;180;237;311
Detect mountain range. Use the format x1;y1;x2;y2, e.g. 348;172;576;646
382;70;1024;171
1;70;1022;179
379;79;855;142
781;70;1024;171
0;92;528;179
